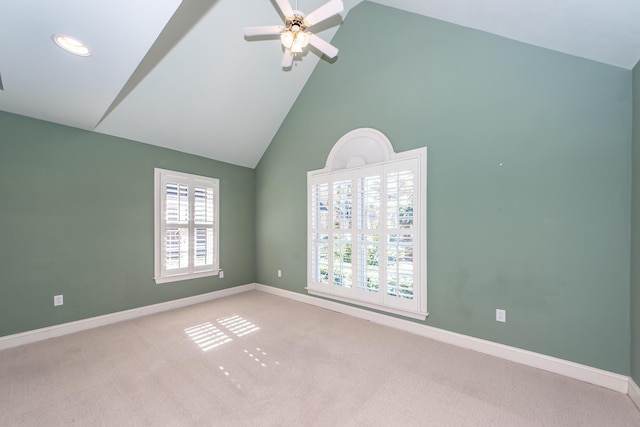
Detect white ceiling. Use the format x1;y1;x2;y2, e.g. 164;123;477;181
1;0;639;168
0;0;182;130
374;0;640;70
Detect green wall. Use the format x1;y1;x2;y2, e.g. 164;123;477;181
0;111;256;337
255;3;632;374
632;60;640;382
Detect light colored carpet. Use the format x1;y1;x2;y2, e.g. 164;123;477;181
1;290;638;426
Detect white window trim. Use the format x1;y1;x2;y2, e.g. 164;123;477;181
154;168;220;284
307;128;428;320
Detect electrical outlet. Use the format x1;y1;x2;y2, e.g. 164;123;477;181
219;270;224;278
54;295;64;306
496;309;506;323
277;269;282;278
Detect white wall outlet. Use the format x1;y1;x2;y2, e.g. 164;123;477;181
496;309;506;323
277;269;282;278
54;295;64;306
219;270;224;278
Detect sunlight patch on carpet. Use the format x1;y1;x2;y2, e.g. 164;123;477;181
217;314;260;337
184;322;232;351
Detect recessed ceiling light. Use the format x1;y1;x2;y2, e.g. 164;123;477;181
52;34;91;57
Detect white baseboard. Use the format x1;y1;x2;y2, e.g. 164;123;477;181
629;378;640;410
1;282;632;398
254;284;630;394
0;284;255;351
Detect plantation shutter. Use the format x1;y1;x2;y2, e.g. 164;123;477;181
192;182;216;273
383;158;418;313
163;176;191;276
310;181;330;291
156;169;219;283
308;153;425;318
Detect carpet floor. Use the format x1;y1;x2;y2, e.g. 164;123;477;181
1;290;639;426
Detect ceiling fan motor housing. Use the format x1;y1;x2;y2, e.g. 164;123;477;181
286;14;307;32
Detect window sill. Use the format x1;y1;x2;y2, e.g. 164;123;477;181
307;289;428;321
154;270;219;284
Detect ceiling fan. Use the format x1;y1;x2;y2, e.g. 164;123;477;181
243;0;344;69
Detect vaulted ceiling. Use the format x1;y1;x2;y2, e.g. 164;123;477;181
1;0;639;168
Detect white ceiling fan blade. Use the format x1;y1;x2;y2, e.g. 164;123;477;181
304;0;344;27
308;34;339;58
275;0;294;18
243;26;283;37
282;48;294;68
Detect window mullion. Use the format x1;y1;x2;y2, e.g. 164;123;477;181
328;176;335;287
160;175;167;277
356;175;363;293
188;178;195;275
350;171;359;296
380;167;388;300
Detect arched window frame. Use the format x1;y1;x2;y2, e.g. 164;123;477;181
307;128;428;320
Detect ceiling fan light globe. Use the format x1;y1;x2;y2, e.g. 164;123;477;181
280;31;294;48
297;31;310;47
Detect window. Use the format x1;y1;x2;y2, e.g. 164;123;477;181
307;129;427;320
154;168;219;284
